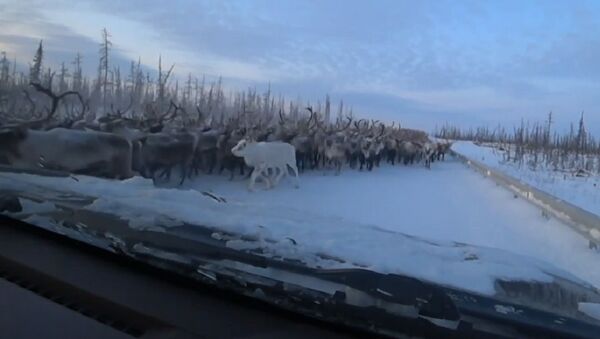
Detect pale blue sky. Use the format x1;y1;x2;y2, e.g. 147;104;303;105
1;0;599;133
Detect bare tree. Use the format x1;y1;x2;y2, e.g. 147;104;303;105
98;28;112;112
0;52;9;88
156;55;175;110
58;62;69;93
577;112;586;155
29;40;43;84
114;66;122;105
71;52;83;92
324;94;331;123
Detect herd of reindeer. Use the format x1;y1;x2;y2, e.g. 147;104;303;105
0;83;453;190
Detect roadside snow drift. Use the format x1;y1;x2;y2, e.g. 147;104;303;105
453;141;600;217
1;156;599;297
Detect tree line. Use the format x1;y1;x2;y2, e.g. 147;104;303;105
435;113;600;174
0;28;350;129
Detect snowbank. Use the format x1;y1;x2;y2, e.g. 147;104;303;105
453;141;600;217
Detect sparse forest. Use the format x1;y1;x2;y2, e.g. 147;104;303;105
0;30;352;130
435;113;600;174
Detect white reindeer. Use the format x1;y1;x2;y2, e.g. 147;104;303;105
231;139;300;191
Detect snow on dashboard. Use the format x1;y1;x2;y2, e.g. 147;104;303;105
1;157;599;297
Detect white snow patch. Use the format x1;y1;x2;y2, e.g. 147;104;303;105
453;141;600;217
11;198;57;217
494;305;524;315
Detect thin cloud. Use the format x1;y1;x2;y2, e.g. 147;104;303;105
1;0;600;133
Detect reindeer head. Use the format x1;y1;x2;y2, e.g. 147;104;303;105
232;127;247;139
373;123;386;143
348;135;360;150
0;126;28;143
361;137;373;152
0;126;28;159
323;132;347;159
231;138;256;157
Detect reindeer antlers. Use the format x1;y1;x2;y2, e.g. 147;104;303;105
23;81;86;129
377;123;385;138
279;109;286;125
30;82;83;122
333;116;352;133
306;108;315;124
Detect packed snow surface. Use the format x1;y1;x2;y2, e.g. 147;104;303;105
1;156;599;296
453;141;600;217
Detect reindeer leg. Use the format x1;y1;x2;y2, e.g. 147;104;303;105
179;163;187;186
290;164;300;188
273;166;285;187
264;169;273;190
159;167;171;182
248;164;265;191
158;167;168;179
228;164;235;181
204;152;213;174
318;154;322;169
188;159;198;180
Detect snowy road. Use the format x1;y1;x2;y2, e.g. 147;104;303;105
453;141;600;217
1;155;599;294
183;157;600;288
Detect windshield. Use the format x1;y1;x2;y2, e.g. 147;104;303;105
2;1;600;337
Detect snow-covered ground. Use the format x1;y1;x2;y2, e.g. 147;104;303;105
453;141;600;217
1;156;599;297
